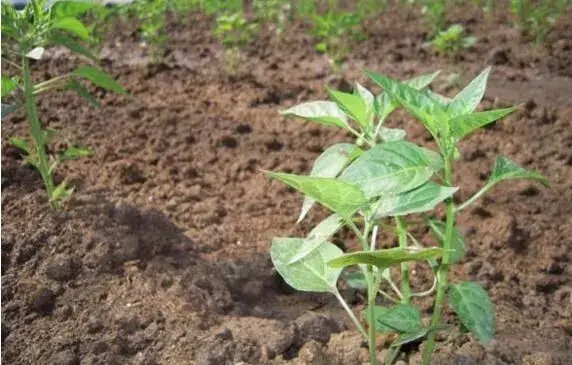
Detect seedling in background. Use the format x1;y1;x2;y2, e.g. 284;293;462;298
214;12;259;73
265;67;548;364
1;0;126;210
253;0;292;36
430;24;477;57
509;0;570;44
420;0;447;36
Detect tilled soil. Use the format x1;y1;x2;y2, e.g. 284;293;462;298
2;5;572;365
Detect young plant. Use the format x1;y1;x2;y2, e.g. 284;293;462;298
1;0;127;210
309;2;366;71
420;0;447;36
253;0;292;36
430;24;477;57
265;67;548;365
213;12;258;73
509;0;570;44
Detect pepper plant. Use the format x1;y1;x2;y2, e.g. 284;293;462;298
265;67;548;364
1;0;126;210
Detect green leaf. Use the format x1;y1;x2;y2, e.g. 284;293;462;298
345;271;367;289
51;33;98;62
289;214;343;264
2;75;17;98
10;137;31;154
327;88;368;130
42;128;59;144
298;143;360;222
354;82;374;110
61;146;90;160
328;246;445;269
53;17;91;41
373;71;440;123
265;171;367;220
428;219;466;264
488;156;549;186
50;0;94;18
373;182;458;218
72;66;127;94
450;282;494;344
392;328;429;347
450;107;516;140
271;237;343;293
339;140;443;198
51;180;75;202
280;101;349;129
66;79;100;107
447;67;490;118
367;70;448;139
377;127;406;142
366;304;424;334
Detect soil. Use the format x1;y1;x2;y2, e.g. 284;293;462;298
2;4;572;365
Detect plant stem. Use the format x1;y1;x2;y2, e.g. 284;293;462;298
333;290;367;339
22;52;58;210
366;266;378;365
456;182;493;213
422;153;456;364
396;216;411;303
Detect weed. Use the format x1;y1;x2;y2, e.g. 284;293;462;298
213;11;258;72
1;0;126;210
265;67;548;364
430;24;477;57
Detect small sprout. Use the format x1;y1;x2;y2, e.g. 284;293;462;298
265;67;548;365
430;24;477;58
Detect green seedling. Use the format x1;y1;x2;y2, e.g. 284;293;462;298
509;0;570;44
213;11;258;73
420;0;447;36
253;0;292;36
265;67;548;364
1;0;127;210
430;24;477;57
309;2;366;71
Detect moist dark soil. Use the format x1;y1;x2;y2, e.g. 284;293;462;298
2;4;572;365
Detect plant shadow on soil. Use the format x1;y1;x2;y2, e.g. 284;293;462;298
2;4;572;365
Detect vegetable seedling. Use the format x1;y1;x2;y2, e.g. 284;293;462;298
1;0;127;210
213;11;259;73
265;67;548;364
430;24;477;58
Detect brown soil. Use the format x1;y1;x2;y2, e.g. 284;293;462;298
2;4;572;365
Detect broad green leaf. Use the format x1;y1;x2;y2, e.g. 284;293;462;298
50;0;94;18
289;214;343;264
450;282;494;344
354;82;374;110
65;79;100;107
373;71;440;123
450;107;516;140
489;156;549;186
265;171;367;219
366;304;423;334
26;47;45;60
271;237;343;293
425;89;452;106
327;88;368;130
345;271;367;289
373;182;458;218
447;67;490;118
328;246;445;269
339;140;442;198
10;137;31;154
377;127;406;142
72;66;127;94
298;143;359;222
428;219;466;264
51;33;97;62
367;70;448;139
53;17;91;41
61;146;90;160
2;75;17;98
280;101;349;129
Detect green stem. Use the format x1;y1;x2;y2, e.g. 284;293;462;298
456;181;494;213
396;217;411;303
22;52;58;210
333;290;368;340
422;153;456;364
366;266;378;365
